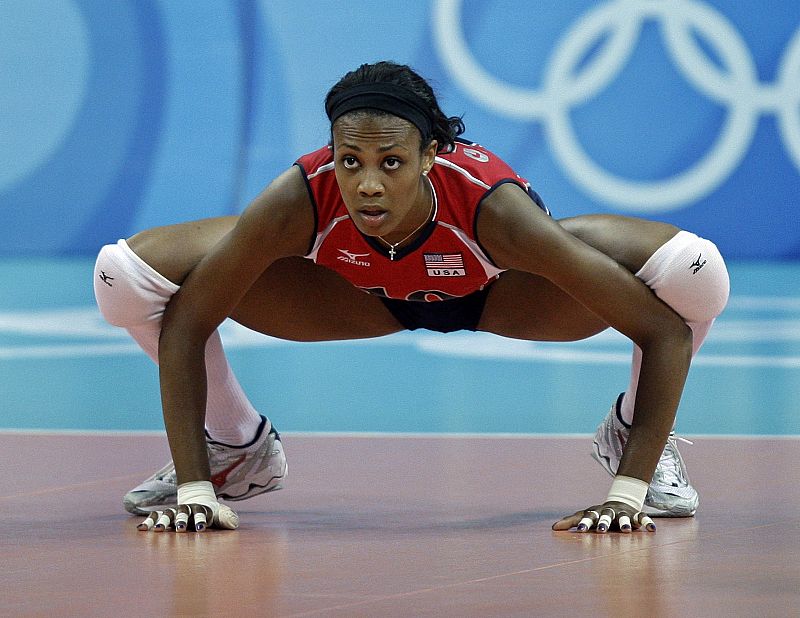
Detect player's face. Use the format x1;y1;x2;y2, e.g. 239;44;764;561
332;113;437;242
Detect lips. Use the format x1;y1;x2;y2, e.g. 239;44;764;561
356;207;389;230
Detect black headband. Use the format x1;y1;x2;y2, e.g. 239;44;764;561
325;82;434;141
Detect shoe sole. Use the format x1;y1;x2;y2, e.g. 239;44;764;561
218;462;288;501
643;504;697;517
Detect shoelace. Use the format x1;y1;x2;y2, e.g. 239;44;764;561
207;441;227;456
654;434;693;486
207;439;254;459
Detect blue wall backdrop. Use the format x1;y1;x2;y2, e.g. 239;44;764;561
3;0;799;258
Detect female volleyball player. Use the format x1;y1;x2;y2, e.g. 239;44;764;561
94;61;729;534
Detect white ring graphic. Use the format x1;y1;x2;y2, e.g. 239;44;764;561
433;0;800;211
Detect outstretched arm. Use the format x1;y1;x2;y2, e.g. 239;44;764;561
477;184;693;531
152;166;313;530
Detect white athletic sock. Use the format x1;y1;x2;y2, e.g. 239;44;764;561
618;231;729;426
94;239;265;445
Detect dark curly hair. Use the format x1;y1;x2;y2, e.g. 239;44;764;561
325;61;464;153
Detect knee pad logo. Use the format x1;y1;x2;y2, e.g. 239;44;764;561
98;271;115;287
690;254;707;274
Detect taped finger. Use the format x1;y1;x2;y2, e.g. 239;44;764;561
192;505;210;532
577;510;600;532
618;514;632;532
174;507;190;532
154;509;174;532
597;508;615;533
636;513;657;532
137;511;160;532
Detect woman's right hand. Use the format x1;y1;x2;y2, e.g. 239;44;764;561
137;502;239;532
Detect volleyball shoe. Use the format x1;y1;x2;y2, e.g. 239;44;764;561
592;393;699;517
123;416;287;515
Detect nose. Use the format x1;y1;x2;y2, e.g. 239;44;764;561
358;169;384;197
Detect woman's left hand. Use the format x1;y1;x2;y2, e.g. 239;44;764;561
552;501;656;533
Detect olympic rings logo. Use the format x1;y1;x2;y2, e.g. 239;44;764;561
433;0;800;211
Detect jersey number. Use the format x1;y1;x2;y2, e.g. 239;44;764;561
463;148;489;163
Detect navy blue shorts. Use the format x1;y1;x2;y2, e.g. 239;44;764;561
378;287;491;333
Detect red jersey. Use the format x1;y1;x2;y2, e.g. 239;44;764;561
295;139;544;301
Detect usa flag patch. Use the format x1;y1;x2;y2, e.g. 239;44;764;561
424;253;466;277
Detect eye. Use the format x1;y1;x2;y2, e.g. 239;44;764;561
383;157;401;170
341;155;359;169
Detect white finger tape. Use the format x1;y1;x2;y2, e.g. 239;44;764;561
155;513;171;528
638;514;656;530
138;515;157;531
193;511;208;531
175;511;190;528
597;513;612;529
618;514;632;530
578;516;594;530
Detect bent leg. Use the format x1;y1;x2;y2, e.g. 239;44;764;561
540;215;729;426
617;231;729;425
561;220;730;425
478;215;681;341
481;217;729;518
477;269;608;341
478;217;729;427
127;216;403;341
94;229;264;444
126;215;240;285
95;217;402;446
230;257;403;341
558;214;680;274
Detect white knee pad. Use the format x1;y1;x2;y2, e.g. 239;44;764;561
94;239;178;328
636;231;730;323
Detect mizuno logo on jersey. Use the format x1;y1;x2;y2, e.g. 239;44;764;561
424;253;466;277
337;249;371;267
